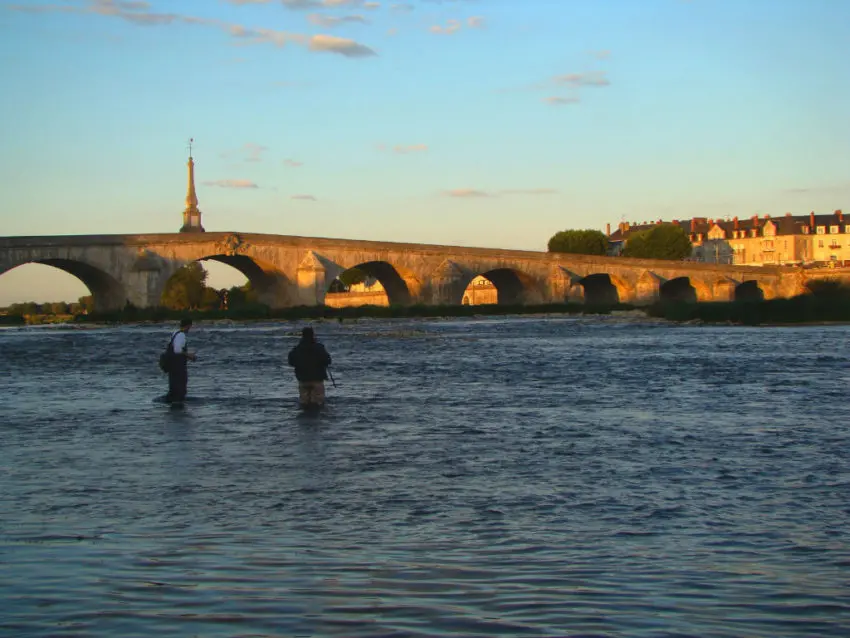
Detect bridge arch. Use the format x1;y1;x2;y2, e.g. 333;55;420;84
658;276;715;303
579;273;629;305
735;280;765;302
0;258;126;312
659;277;698;303
323;259;423;306
476;268;539;305
153;252;293;308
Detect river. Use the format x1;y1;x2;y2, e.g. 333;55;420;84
1;314;848;637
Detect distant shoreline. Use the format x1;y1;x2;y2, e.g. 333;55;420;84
3;296;850;327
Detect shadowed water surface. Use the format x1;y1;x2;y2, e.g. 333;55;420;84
1;314;849;637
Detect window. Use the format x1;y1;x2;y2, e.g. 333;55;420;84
817;226;826;234
831;226;839;234
750;229;758;237
803;226;810;234
819;240;824;248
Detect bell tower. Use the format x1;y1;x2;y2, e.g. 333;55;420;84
180;138;205;233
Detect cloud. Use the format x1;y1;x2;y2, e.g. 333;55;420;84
444;187;558;198
281;0;368;8
389;144;428;154
590;49;611;59
543;96;580;106
554;71;610;87
445;188;491;198
467;16;485;28
309;34;376;56
283;159;303;167
203;179;259;189
307;13;369;27
6;1;377;58
390;3;414;12
430;19;461;35
291;194;317;200
243;142;268;162
782;182;850;195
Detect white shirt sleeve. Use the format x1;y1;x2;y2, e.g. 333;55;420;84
172;331;187;353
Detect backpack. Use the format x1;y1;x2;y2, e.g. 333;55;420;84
158;332;179;373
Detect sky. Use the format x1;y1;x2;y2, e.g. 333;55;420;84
1;0;849;304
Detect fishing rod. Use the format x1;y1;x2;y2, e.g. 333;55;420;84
328;368;338;388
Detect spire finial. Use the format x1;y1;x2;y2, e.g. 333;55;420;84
187;137;194;159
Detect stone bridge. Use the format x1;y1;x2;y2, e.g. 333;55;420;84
0;232;813;311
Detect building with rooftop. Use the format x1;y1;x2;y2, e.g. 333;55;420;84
606;211;847;267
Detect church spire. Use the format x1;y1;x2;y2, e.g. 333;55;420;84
180;138;205;233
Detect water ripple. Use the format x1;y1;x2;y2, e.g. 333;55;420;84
1;318;849;636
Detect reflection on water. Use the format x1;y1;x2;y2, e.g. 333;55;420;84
1;315;849;637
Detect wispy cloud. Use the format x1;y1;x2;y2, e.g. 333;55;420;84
6;1;378;58
429;14;485;35
307;12;369;27
291;194;317;200
445;188;491;198
283;159;304;167
280;0;372;8
221;142;269;162
554;71;610;87
445;187;557;198
430;19;461;35
782;182;850;195
203;179;259;189
590;49;611;59
543;96;580;106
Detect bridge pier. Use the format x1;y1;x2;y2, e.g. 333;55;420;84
426;260;468;305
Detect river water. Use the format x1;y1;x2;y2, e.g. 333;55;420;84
1;314;848;637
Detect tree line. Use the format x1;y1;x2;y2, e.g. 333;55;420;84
548;224;692;260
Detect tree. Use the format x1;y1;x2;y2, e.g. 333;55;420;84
50;301;69;315
547;230;609;256
227;282;259;309
338;267;369;288
8;302;37;316
79;295;95;313
161;262;208;310
622;224;692;260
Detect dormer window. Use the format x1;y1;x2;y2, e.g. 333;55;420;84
750;229;758;237
803;226;810;234
817;226;826;234
831;226;839;234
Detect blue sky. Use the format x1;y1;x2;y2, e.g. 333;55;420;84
1;0;849;304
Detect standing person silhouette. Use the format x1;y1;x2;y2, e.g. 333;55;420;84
287;326;332;409
165;318;196;405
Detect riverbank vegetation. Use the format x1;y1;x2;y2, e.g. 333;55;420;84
646;279;850;325
4;280;850;327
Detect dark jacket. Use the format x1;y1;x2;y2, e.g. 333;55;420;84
287;339;332;382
